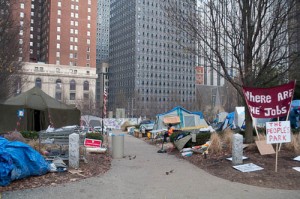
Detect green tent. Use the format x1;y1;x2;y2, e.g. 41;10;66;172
0;87;80;132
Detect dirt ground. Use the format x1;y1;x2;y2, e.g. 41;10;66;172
1;134;300;192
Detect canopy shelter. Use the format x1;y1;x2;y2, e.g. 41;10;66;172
0;87;80;132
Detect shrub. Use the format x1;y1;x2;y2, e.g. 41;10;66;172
86;132;103;141
195;132;211;145
222;129;234;151
20;131;39;140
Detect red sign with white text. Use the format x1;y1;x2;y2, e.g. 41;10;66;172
84;138;102;148
242;81;295;118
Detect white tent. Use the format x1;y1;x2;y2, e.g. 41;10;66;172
234;107;245;128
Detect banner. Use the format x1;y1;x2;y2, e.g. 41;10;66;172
242;81;295;118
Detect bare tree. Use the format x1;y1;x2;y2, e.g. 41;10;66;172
0;0;25;101
162;0;299;142
76;91;99;116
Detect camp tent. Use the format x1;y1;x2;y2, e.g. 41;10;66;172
0;87;80;132
153;106;208;131
234;107;245;128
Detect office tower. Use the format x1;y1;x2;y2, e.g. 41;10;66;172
96;0;110;111
14;0;98;108
109;0;196;118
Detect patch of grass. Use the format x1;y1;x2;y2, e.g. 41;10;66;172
285;133;300;154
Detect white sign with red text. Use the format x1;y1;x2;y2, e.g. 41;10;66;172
266;121;291;144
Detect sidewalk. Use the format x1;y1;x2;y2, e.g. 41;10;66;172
2;130;300;199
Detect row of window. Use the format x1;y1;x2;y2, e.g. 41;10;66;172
35;78;90;91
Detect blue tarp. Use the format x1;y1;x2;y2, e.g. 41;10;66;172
0;137;50;186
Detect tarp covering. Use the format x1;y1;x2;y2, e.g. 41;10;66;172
0;87;80;132
0;137;50;186
163;116;180;124
174;135;192;151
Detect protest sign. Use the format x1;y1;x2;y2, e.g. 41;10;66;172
266;121;291;144
242;81;295;118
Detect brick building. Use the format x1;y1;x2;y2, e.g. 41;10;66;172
15;0;98;112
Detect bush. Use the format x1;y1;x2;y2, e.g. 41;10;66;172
20;131;39;140
209;132;222;154
195;132;211;145
86;132;103;141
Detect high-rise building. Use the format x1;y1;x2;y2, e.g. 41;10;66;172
96;0;110;64
96;0;110;110
14;0;98;110
109;0;196;118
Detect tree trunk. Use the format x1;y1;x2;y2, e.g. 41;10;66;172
244;105;254;143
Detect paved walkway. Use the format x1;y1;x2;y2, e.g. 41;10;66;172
2;130;300;199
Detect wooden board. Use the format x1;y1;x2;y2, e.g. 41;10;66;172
255;140;275;155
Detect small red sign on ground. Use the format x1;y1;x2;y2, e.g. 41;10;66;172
84;138;102;148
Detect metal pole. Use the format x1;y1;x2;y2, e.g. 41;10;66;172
102;73;104;134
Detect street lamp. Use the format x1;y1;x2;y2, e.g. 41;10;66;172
100;72;108;134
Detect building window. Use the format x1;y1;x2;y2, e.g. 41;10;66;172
70;79;76;90
35;78;42;88
83;81;89;91
20;3;25;9
84;93;89;100
58;2;61;7
70;93;76;100
55;79;62;100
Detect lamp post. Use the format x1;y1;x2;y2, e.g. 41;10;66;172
101;72;108;134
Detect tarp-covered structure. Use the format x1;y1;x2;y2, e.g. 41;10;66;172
153;106;208;130
0;137;49;186
0;87;80;132
221;112;235;130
